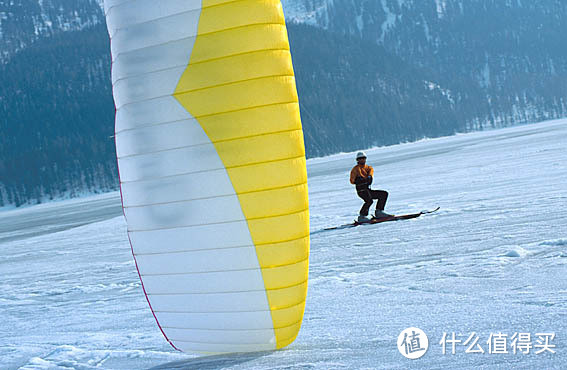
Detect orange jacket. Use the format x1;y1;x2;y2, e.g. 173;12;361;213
350;164;374;184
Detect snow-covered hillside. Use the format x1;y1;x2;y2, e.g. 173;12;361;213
0;0;103;62
281;0;329;25
1;119;566;369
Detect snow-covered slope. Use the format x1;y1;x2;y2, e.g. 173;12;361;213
283;0;567;118
281;0;329;25
1;119;565;369
0;0;103;62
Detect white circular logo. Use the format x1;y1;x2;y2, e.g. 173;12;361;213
397;327;429;359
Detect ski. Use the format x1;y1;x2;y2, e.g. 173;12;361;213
319;207;440;232
354;206;440;225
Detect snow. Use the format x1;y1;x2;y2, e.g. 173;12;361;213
380;0;399;43
435;0;448;18
424;80;455;104
280;0;329;26
480;59;491;88
422;14;432;43
1;119;566;368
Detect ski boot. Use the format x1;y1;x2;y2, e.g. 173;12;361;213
374;210;393;219
357;215;371;223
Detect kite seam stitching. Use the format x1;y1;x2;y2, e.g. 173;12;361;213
112;21;285;53
116;74;296;110
132;234;309;256
114;99;298;135
161;318;303;332
140;260;309;278
144;278;307;295
112;48;291;86
110;1;276;35
174;74;296;95
116;128;302;160
152;301;305;314
120;154;305;185
122;181;307;208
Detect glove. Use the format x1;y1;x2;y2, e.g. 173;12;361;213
354;176;365;185
366;175;373;185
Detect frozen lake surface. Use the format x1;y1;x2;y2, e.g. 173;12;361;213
1;119;566;369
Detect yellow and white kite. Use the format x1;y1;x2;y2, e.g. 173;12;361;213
105;0;309;353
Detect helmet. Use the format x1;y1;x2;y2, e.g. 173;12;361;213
356;151;367;160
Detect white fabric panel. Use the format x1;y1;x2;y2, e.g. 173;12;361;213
157;311;273;330
120;169;233;207
112;38;198;83
113;66;187;109
115;96;192;132
106;0;275;352
148;291;271;313
106;0;202;37
165;327;276;345
142;269;266;295
129;222;252;254
115;119;210;158
117;144;223;182
175;341;276;353
137;247;261;275
124;195;244;231
104;0;130;15
111;11;200;58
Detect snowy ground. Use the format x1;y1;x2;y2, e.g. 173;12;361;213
1;119;566;369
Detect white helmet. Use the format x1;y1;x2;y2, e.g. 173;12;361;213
356;151;367;160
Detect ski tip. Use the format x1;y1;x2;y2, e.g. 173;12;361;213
421;206;440;214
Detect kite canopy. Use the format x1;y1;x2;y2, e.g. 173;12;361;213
105;0;310;353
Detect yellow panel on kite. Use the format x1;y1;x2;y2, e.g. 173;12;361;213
174;0;309;349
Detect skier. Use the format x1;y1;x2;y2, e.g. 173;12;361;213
350;151;391;222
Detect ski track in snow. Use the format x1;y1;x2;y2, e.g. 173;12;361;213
1;119;566;369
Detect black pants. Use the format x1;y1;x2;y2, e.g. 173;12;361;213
357;188;388;216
